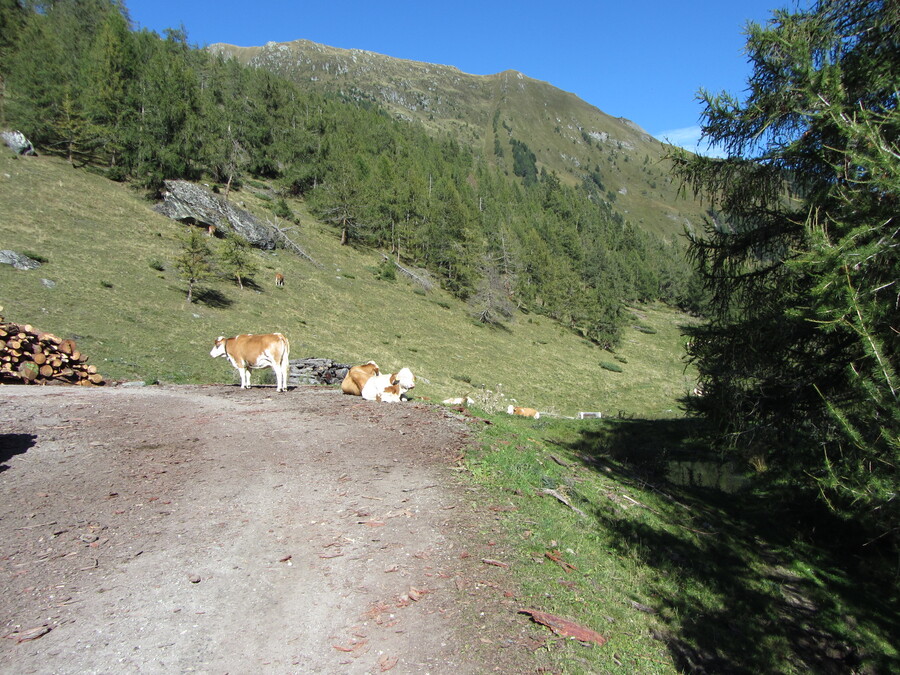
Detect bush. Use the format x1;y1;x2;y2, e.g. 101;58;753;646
600;361;623;373
374;258;396;281
22;250;49;264
270;198;293;221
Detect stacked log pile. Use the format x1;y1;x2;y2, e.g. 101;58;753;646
0;313;104;385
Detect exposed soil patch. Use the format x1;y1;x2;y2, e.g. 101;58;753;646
0;384;546;673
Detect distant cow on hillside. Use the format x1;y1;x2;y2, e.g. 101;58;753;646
275;273;284;287
508;405;540;419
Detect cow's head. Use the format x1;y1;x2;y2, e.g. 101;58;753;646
392;367;416;390
210;336;227;358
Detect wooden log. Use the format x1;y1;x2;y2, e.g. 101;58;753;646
88;373;104;385
86;364;98;375
39;364;54;378
58;339;77;355
32;352;47;365
38;332;61;344
18;361;38;381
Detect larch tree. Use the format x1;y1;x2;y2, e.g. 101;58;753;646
672;0;899;547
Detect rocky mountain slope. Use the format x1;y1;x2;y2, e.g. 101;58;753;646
208;39;707;240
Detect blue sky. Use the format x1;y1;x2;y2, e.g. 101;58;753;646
125;0;797;156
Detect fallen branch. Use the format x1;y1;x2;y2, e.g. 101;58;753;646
519;609;607;646
540;488;587;518
545;549;577;573
380;254;434;292
270;221;321;267
481;558;510;569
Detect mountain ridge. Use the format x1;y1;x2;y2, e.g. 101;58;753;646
208;38;705;240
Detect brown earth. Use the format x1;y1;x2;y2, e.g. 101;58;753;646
0;383;550;674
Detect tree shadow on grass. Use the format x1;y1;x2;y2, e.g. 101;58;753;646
194;288;233;308
565;418;899;674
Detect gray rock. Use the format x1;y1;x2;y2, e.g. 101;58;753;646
154;180;277;249
288;358;351;386
0;250;41;270
1;130;36;156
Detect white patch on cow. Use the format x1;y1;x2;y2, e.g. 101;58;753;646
362;367;415;402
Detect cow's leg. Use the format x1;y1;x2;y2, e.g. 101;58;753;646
276;364;287;392
238;367;251;389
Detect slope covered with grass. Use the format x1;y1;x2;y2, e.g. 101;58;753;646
0;151;696;417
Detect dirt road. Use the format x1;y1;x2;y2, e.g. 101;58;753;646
0;384;542;674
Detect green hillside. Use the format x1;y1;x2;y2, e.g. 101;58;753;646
209;40;706;240
0;150;696;418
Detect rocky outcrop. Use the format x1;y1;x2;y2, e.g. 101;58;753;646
288;358;350;387
0;250;41;270
155;180;277;249
1;130;36;156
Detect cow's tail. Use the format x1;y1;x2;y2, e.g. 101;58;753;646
278;333;290;377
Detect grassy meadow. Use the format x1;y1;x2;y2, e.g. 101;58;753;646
2;150;896;673
0;151;695;417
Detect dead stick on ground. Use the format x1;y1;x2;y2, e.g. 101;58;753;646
15;521;58;530
540;488;587;518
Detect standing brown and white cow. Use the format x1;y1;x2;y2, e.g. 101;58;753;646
210;333;290;392
274;273;284;287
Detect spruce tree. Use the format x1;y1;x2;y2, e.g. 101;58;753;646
218;234;258;289
174;228;215;303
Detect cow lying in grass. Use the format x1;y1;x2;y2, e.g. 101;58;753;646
361;367;416;403
508;404;540;419
341;361;380;396
210;333;290;392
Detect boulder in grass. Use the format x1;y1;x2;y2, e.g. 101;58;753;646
0;250;41;270
1;130;37;156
